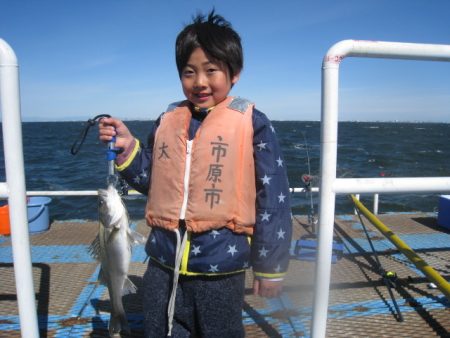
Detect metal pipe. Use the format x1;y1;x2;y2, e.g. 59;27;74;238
373;193;379;215
311;49;339;338
325;39;450;64
290;187;320;193
313;40;450;338
334;177;450;194
354;194;360;215
0;182;9;197
351;195;450;299
3;187;320;198
0;38;40;338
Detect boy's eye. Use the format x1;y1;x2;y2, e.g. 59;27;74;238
207;68;218;74
182;69;194;77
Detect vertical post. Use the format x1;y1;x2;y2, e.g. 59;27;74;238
373;193;379;215
354;194;360;215
0;39;40;338
310;54;340;338
312;39;450;338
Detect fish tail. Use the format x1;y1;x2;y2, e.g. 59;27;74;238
109;312;130;335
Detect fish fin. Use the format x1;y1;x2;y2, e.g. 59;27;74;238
98;268;108;286
88;235;101;261
109;312;130;335
127;229;147;245
106;228;120;245
122;277;138;295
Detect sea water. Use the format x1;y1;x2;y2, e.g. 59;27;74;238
0;121;449;220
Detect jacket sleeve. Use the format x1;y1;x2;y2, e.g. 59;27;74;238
114;117;161;195
251;108;292;279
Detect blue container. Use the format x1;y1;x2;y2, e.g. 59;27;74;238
437;195;450;230
27;196;52;233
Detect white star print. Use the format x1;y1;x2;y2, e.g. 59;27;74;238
133;175;140;184
151;236;156;244
274;264;282;273
278;192;286;203
227;245;238;256
260;174;272;185
260;210;271;222
210;230;220;239
276;157;283;167
140;169;148;178
276;228;286;239
243;261;250;269
209;264;219;272
258;246;269;257
158;256;166;264
270;125;275;133
191;245;201;256
257;140;267;151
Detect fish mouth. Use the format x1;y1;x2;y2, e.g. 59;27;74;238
98;188;108;199
97;189;108;208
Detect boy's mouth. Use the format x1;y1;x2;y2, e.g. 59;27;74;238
194;93;211;101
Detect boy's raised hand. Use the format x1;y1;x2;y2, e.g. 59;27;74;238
98;117;134;151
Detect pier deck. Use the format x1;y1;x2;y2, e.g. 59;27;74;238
1;213;449;337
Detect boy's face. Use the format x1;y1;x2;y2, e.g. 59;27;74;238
181;47;240;109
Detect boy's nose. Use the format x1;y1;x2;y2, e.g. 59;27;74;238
194;73;207;88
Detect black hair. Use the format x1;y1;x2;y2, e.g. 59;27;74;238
175;10;243;79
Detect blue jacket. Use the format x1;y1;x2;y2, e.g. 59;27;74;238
117;100;292;279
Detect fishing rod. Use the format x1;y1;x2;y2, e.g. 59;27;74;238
106;135;118;187
294;132;344;263
352;201;404;322
301;131;318;233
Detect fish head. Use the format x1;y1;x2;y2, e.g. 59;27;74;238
98;186;126;229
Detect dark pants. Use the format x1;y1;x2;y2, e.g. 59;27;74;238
143;260;246;338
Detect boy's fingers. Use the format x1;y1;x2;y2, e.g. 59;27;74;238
252;279;260;296
99;117;119;129
255;279;283;298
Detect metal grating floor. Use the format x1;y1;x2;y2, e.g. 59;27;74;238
0;213;449;337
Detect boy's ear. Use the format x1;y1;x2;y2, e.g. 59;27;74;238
231;72;240;85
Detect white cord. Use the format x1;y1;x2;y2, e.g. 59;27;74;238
167;228;188;336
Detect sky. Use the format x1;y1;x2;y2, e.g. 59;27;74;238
1;0;450;122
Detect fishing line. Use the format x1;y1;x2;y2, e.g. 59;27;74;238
70;114;112;155
70;113;125;188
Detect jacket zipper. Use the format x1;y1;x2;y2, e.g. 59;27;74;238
179;140;193;219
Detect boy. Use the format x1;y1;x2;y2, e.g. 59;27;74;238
99;10;292;337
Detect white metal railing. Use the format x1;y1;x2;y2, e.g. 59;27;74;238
0;39;40;337
26;188;387;216
3;37;450;338
313;40;450;338
23;187;319;195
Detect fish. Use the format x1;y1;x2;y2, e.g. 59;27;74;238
89;185;146;336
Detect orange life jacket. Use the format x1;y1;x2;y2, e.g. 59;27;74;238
145;97;256;235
